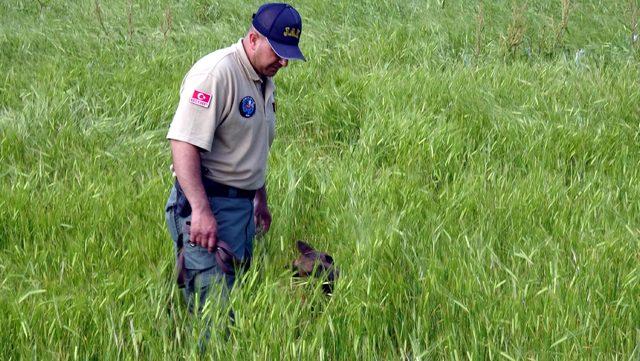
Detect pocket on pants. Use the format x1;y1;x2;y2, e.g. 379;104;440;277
181;217;217;270
165;185;182;244
165;185;178;212
183;243;217;270
211;197;254;261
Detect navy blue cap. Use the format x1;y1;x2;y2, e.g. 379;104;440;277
252;3;306;61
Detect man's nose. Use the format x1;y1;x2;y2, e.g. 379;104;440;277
278;58;288;67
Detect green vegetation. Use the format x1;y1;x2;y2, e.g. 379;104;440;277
1;0;638;359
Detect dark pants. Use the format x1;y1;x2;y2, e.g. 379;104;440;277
165;184;256;314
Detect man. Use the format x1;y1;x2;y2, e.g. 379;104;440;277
164;3;305;315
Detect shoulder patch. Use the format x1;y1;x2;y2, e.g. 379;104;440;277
190;90;212;108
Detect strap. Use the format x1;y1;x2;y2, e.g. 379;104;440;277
215;241;251;276
176;234;187;288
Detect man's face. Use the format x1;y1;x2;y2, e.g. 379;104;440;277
250;33;288;78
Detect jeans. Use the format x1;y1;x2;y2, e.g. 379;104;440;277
165;184;256;313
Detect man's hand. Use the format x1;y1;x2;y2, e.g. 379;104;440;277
253;186;271;235
254;201;271;235
189;208;219;252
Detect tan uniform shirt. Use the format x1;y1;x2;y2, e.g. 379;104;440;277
167;40;276;190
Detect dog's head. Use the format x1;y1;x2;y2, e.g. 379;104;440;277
292;240;338;295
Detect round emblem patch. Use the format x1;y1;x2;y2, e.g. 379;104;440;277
239;96;256;118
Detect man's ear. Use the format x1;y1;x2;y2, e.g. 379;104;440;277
248;31;260;50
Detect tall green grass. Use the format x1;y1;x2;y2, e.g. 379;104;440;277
1;0;639;359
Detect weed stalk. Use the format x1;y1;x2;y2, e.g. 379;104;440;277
94;0;108;36
505;1;528;57
162;5;173;41
475;1;485;58
556;0;570;46
35;0;47;14
630;0;639;49
128;0;134;39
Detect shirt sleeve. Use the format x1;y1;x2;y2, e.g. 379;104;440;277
167;70;231;152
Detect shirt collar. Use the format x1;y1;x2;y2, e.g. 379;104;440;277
235;39;261;83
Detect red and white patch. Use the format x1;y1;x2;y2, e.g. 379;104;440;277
189;90;212;108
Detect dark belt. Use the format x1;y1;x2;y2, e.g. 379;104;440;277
174;178;255;218
201;177;256;199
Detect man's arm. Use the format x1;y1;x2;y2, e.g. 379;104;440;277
171;140;218;252
253;184;272;234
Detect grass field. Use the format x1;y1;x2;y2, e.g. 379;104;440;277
1;0;639;359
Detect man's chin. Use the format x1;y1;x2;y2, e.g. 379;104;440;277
266;67;281;77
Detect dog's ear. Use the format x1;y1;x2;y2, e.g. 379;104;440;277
296;240;314;255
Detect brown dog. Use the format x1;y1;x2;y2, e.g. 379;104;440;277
292;240;338;295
